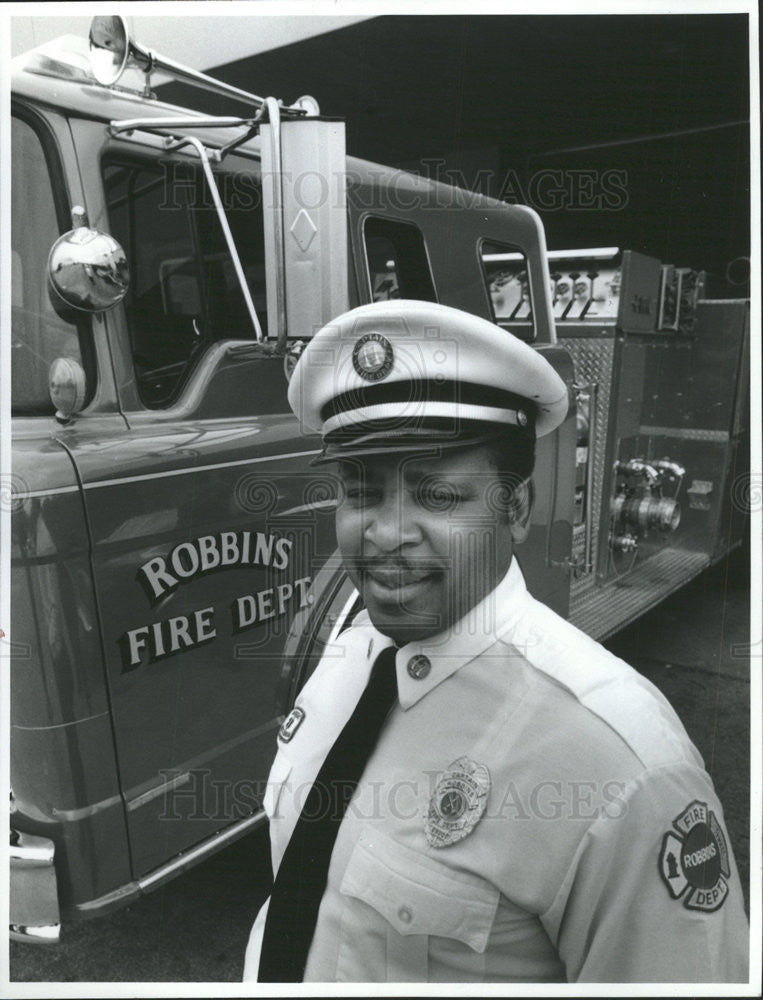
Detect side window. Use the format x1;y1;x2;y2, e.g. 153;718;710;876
103;157;268;408
363;216;436;302
481;241;535;343
11;116;90;416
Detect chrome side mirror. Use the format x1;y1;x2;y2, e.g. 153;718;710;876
48;206;129;313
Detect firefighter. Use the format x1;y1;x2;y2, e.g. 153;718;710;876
243;300;748;983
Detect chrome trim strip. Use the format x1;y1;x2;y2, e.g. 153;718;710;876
12;449;322;500
138;809;267;893
126;718;280;812
82;448;322;490
274;499;338;517
126;770;192;812
697;299;749;305
23;792;125;824
640;426;730;442
484;246;620;262
12;710;110;732
10;485;80;499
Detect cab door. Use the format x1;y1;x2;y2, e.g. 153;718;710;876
63;120;339;878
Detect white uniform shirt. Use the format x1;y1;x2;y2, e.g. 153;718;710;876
244;559;749;983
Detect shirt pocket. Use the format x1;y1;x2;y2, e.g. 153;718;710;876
340;829;499;954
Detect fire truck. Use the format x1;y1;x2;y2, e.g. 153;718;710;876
8;17;749;943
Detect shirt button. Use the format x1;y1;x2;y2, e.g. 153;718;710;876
407;654;431;680
398;905;413;924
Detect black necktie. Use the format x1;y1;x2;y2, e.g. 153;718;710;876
258;645;398;982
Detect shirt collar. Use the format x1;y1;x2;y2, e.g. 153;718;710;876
392;557;532;710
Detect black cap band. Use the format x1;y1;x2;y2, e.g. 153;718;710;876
320;378;536;433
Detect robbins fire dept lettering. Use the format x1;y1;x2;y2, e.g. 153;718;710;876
120;529;311;672
137;530;294;603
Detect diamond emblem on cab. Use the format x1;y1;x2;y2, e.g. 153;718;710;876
290;209;317;253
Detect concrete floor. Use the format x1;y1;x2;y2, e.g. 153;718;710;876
9;561;753;982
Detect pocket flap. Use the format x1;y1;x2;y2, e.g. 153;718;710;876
340;831;498;953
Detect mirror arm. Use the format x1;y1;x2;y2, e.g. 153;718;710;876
164;133;265;343
218;121;262;161
109;116;257;135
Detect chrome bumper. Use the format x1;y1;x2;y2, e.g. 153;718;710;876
10;831;61;944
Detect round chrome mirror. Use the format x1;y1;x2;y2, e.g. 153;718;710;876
89;15;130;86
48;207;129;313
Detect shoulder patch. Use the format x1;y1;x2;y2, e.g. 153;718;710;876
659;799;731;911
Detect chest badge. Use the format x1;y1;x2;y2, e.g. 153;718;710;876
659;799;732;911
425;756;490;848
278;707;305;743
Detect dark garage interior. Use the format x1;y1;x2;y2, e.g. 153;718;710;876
162;14;750;298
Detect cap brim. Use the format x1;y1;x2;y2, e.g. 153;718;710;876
310;427;510;465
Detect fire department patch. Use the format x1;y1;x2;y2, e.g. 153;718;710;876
659;799;731;912
425;756;490;848
352;333;394;382
278;707;305;743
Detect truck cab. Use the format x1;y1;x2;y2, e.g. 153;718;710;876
9;20;577;942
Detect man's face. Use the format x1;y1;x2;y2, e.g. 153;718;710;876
335;446;514;644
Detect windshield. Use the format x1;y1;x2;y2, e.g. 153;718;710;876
103;155;268;408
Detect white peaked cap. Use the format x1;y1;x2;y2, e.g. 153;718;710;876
288;300;569;460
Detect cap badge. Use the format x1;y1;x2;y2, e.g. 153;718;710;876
278;707;305;743
516;409;528;427
425;756;490;848
352;332;394;382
